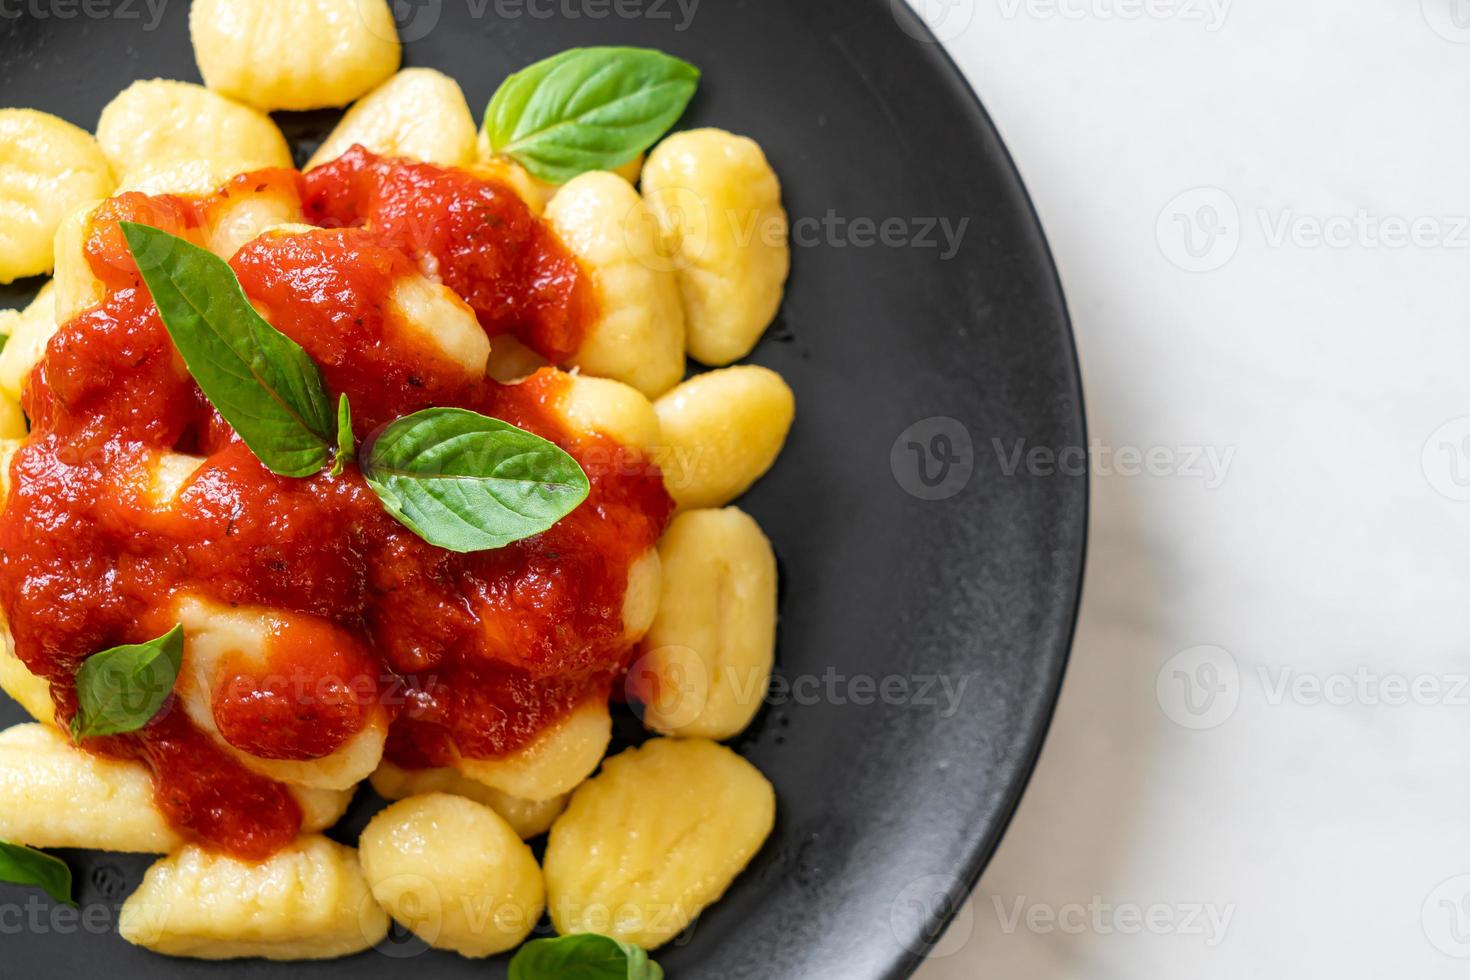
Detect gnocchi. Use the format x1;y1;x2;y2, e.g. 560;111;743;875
96;80;293;195
642;128;790;366
0;44;797;970
370;761;568;839
453;697;612;802
360;793;545;957
544;737;776;949
632;508;777;738
0;628;55;726
174;596;389;791
119;836;388;959
308;68;478;170
0;280;58;401
0;109;115;284
546;171;687;398
654;365;796;510
191;0;401;111
0;724;350;852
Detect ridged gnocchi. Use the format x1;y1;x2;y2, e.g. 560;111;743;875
642;128;790;366
0;109;115;284
454;697;612;802
191;0;402;111
360;794;545;957
308;68;477;170
545;172;686;398
654;365;795;509
370;761;568;839
0;280;58;401
119;836;388;959
544;737;775;949
96;80;293;195
632;508;776;738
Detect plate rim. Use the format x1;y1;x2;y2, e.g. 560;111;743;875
877;6;1089;977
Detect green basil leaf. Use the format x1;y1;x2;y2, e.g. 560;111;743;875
509;934;662;980
330;394;354;477
0;842;73;906
72;625;184;740
486;47;700;184
361;407;588;553
120;222;334;478
0;333;8;355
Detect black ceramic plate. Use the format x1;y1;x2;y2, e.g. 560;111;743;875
0;2;1085;977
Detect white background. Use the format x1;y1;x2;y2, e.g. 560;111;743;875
905;0;1470;976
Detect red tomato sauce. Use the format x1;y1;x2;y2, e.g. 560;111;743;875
0;152;672;860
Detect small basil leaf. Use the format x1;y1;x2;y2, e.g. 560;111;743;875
120;222;334;478
72;625;184;740
509;934;662;980
486;47;700;184
0;333;8;355
0;842;73;906
361;407;588;553
330;394;354;477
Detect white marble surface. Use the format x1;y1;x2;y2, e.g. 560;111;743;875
907;0;1470;976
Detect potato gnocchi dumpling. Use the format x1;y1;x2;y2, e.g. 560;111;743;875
545;172;687;398
545;737;776;949
642;128;790;366
96;80;292;195
654;365;796;510
0;723;174;852
0;280;58;401
174;596;389;791
633;508;777;738
203;178;306;259
0;629;55;725
0;109;115;284
0;724;349;852
120;836;388;960
557;373;664;455
360;794;545;957
454;697;612;802
51;200;106;326
308;68;478;170
369;761;568;840
191;0;401;111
